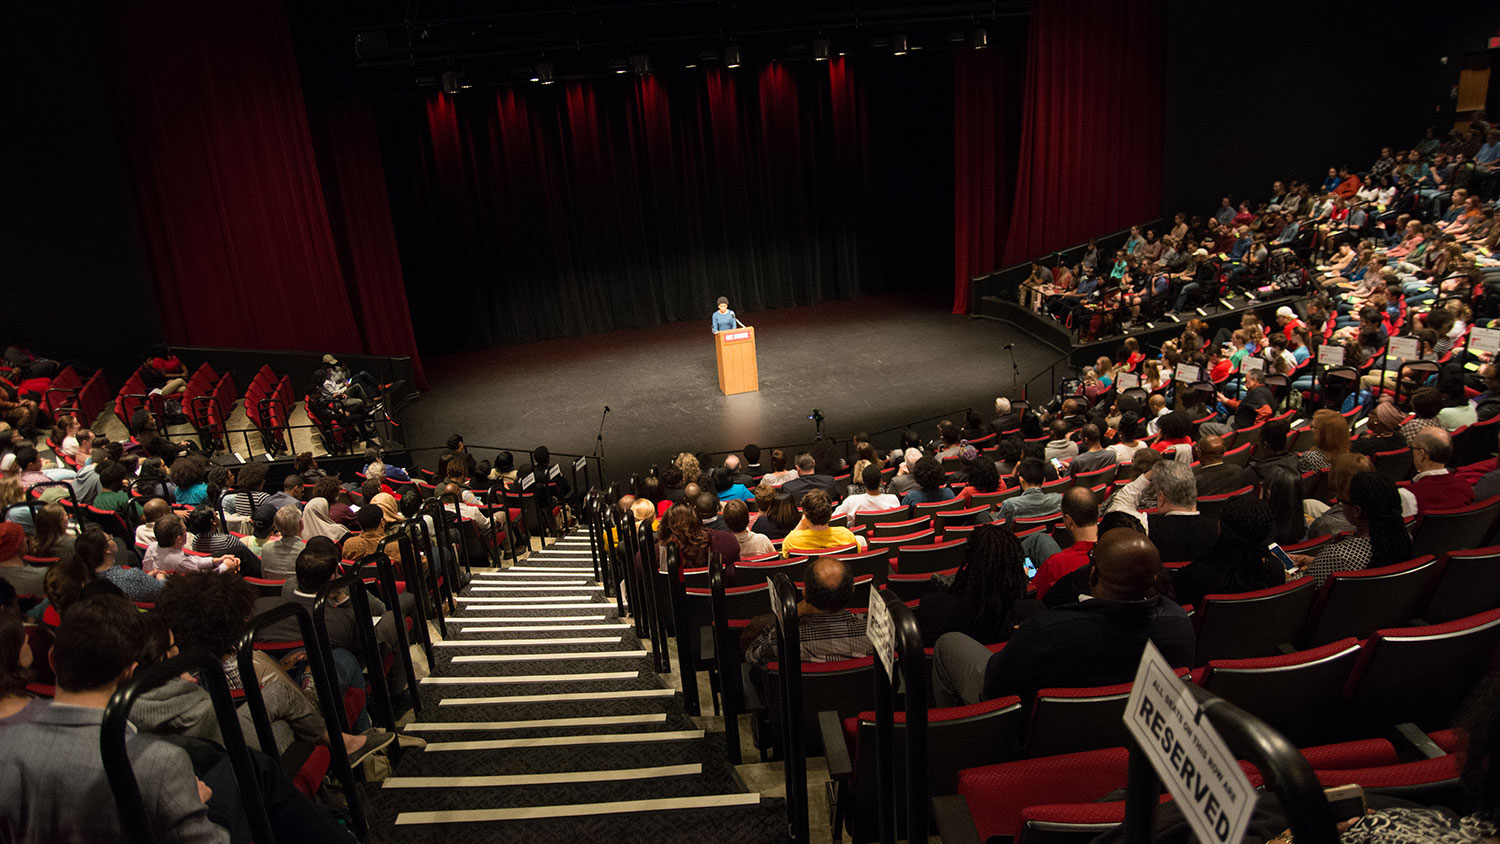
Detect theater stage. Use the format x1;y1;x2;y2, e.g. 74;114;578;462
403;294;1065;482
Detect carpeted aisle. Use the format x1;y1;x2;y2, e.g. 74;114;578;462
365;532;788;843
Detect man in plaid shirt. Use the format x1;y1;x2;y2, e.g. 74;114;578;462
742;558;874;668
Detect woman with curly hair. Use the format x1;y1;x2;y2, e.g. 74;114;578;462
1292;471;1413;585
655;503;738;578
901;456;957;506
913;524;1040;645
153;573;390;760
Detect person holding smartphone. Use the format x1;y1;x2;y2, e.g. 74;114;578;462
1172;496;1286;611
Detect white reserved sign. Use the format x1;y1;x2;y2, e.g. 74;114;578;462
1238;357;1264;375
1389;335;1421;362
1176;363;1201;384
520;473;536;490
574;456;588;472
1471;327;1500;356
1116;372;1140;390
1124;642;1256;844
549;463;562;479
1317;344;1346;367
866;590;895;681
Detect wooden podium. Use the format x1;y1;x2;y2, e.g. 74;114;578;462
715;326;759;395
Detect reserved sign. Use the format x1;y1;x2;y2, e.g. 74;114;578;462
1124;642;1256;844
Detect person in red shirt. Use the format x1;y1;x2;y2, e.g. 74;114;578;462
1275;306;1305;341
1032;488;1099;602
1150;412;1194;455
1407;428;1474;515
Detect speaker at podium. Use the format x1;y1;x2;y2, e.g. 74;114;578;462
711;296;758;395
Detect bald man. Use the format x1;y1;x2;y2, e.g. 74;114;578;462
931;528;1194;706
1192;433;1253;496
742;558;874;668
1408;427;1473;515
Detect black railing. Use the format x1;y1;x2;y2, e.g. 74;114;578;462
101;649;274;844
967;219;1165;315
313;574;403;765
769;572;810;844
236;602;369;838
870;591;929;844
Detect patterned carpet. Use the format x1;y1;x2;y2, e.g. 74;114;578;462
365;533;789;843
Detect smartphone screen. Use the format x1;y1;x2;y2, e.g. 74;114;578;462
1268;542;1297;572
1049;457;1064;474
1023;557;1037;579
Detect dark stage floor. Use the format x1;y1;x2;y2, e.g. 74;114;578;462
404;295;1065;481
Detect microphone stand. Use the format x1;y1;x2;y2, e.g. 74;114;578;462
594;406;610;464
1005;344;1023;400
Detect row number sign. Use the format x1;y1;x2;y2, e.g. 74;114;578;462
1124;642;1256;844
865;590;896;681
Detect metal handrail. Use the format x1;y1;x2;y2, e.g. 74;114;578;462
872;591;928;844
769;572;809;844
236;602;368;837
101;648;275;844
313;574;402;766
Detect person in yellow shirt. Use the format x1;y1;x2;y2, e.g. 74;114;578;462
781;490;866;557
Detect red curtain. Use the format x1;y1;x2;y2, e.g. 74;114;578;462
312;100;429;388
999;0;1164;266
101;0;425;383
952;38;1029;314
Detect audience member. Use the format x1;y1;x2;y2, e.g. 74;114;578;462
779;453;837;503
1408;426;1474;514
1144;460;1215;563
1291;472;1413;585
1192;434;1253;496
781;490;866;556
932;527;1192;705
1068;424;1116;475
1031;488;1098;602
144;515;239;575
900;456;956;506
742;558;874;667
258;506;307;580
833;465;900;517
1173;497;1286;610
0;522;41;595
723;499;773;559
992;459;1062;523
913;524;1042;645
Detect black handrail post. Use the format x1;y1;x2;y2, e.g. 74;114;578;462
709;553;742;764
235;602;369;838
101;649;275;844
665;544;701;716
618;512;647;638
364;543;428;710
313;574;404;765
408;508;450;631
769;572;808;844
640;521;671;674
870;591;928;844
584;491;605;587
603;508;627;617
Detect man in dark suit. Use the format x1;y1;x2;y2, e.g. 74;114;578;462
991;397;1023;434
1408;427;1475;515
0;595;228;842
779;453;837;503
1192;433;1253;496
1144;460;1216;563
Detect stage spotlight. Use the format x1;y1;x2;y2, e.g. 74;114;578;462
724;44;742;68
536;62;555;84
631;53;651;76
891;34;908;56
812;38;831;61
441;70;462;94
970;28;988;49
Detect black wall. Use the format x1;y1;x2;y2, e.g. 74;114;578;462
1163;0;1498;216
3;0;161;380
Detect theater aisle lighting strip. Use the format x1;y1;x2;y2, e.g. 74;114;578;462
393;794;764;826
421;730;705;752
387;762;700;787
402;713;668;731
419;670;639;685
436;688;675;705
450;650;648;663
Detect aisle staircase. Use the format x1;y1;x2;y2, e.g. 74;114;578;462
366;532;786;843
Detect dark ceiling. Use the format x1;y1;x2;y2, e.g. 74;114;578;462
301;0;1027;95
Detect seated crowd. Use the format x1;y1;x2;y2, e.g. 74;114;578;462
0;407;565;840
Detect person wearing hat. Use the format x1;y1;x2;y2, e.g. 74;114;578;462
1274;306;1305;340
0;522;41;595
711;297;738;333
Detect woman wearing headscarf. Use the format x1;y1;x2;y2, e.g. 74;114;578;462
300;497;349;543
